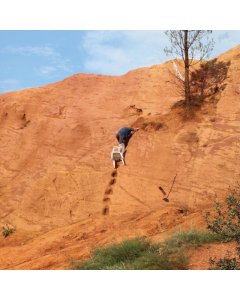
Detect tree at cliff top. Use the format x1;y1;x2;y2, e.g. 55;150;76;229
164;30;214;112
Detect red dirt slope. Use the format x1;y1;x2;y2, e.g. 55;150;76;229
0;45;240;269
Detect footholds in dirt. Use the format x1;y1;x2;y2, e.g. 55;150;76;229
177;208;189;216
102;206;109;215
111;170;117;178
111;170;117;177
103;197;110;202
104;188;113;195
109;178;116;186
141;121;163;131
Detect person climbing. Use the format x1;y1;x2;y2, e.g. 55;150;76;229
116;127;139;147
111;127;139;168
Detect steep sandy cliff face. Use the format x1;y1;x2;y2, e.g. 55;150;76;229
0;46;239;269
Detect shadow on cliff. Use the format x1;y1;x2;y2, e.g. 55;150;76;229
190;58;231;105
172;58;231;110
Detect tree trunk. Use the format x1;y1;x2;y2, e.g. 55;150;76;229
184;30;191;107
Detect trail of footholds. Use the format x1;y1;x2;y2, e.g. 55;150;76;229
102;170;118;215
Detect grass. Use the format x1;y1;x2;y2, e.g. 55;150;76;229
73;238;160;270
163;230;222;252
72;230;222;270
157;230;221;270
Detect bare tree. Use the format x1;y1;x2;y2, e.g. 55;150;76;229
164;30;214;109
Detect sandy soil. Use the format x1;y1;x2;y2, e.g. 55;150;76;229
188;242;237;270
0;45;240;269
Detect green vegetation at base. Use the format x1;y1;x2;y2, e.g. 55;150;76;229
72;230;220;270
163;230;221;250
72;192;240;270
205;193;240;243
205;192;240;270
209;253;239;270
72;238;163;270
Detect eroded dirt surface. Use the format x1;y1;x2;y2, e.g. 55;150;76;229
188;242;237;270
0;46;240;269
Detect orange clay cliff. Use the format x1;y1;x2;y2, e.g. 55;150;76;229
0;45;240;269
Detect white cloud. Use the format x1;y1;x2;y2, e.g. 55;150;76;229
81;31;169;75
2;45;73;77
212;31;240;57
38;60;72;77
39;66;57;75
0;79;23;93
80;30;240;75
3;46;58;57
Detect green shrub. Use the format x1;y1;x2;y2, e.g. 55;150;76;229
205;192;240;269
209;252;239;270
2;225;16;238
73;238;161;270
72;230;220;270
157;230;221;270
205;193;240;242
162;230;220;251
129;251;187;270
72;192;240;270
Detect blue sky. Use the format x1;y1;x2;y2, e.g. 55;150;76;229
0;30;239;93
